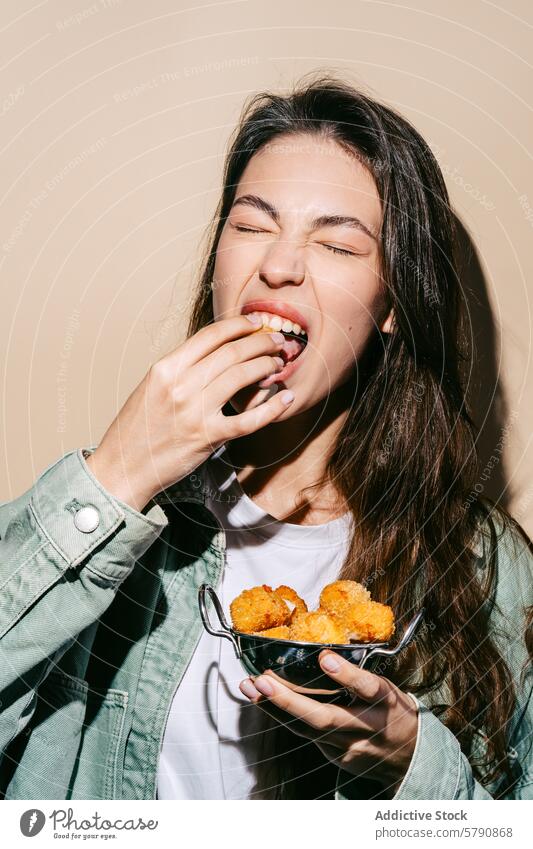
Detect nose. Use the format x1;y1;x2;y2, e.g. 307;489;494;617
258;237;306;288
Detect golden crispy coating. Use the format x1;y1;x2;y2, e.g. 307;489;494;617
252;625;291;639
289;610;349;645
228;581;395;645
342;600;395;643
230;585;290;633
319;580;371;618
274;585;308;623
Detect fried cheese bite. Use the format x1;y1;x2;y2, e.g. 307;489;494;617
229;584;290;633
342;600;395;643
274;585;308;623
252;625;291;639
319;580;371;618
288;610;349;645
253;324;276;333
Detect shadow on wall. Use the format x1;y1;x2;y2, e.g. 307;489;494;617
454;214;511;509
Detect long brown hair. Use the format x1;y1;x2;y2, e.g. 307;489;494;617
185;71;532;798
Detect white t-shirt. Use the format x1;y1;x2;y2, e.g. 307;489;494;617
156;443;353;799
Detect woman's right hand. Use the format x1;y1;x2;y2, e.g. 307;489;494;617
85;315;294;512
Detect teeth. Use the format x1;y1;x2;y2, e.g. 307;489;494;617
267;314;283;331
247;310;307;338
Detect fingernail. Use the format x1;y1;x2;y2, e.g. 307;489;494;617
320;652;341;673
254;676;274;696
280;390;295;405
246;314;262;324
270;332;285;343
273;356;284;369
240;678;261;699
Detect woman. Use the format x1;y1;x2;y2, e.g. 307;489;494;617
0;72;531;801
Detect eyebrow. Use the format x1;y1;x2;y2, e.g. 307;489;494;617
231;193;378;242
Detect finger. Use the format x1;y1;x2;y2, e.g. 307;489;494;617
226;383;280;414
318;650;389;705
249;673;354;736
199;329;286;388
163;314;266;372
246;381;280;402
254;699;322;741
314;740;346;766
256;697;378;757
211;352;286;408
220;386;296;440
239;678;370;749
248;691;353;749
239;678;313;736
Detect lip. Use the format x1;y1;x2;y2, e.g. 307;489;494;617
240;300;310;334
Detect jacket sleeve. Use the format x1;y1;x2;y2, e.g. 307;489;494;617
335;686;533;800
335;509;533;801
0;446;168;754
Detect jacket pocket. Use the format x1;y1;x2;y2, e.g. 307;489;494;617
4;669;88;800
68;684;129;800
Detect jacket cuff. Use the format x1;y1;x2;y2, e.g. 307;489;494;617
335;693;461;800
30;447;168;577
391;694;461;799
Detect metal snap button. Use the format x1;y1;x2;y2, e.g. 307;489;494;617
73;505;100;533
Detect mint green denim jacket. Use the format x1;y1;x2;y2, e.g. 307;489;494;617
0;446;531;800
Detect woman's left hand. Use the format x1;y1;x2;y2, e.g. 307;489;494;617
239;649;419;797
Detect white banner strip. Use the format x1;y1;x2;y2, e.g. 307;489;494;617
1;799;531;848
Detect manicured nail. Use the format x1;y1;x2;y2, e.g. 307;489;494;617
246;314;262;323
254;676;274;696
270;332;285;343
280;390;295;404
240;678;261;699
320;652;341;673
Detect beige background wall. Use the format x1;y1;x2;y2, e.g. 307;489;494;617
1;0;532;535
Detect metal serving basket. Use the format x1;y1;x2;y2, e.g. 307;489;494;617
198;583;424;704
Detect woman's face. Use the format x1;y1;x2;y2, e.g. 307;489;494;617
212;132;391;415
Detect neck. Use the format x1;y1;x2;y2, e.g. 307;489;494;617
226;382;352;524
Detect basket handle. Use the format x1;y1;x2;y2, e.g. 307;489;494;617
360;608;425;670
198;583;242;659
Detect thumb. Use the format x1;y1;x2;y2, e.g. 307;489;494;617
318;650;384;703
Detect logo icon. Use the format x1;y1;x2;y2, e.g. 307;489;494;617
20;809;46;837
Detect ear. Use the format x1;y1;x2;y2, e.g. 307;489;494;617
380;308;394;334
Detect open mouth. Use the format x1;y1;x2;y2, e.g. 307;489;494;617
243;308;309;365
278;329;308;364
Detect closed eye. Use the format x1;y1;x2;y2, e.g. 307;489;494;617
322;244;359;257
233;225;265;234
233;226;361;257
